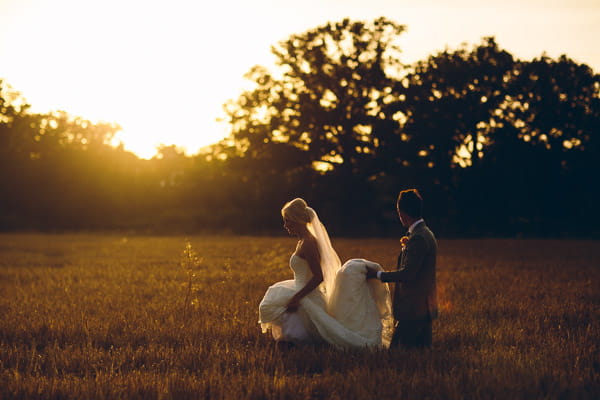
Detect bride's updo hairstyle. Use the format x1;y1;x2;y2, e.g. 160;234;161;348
281;198;314;224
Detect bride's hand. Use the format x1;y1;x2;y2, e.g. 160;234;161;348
286;298;300;313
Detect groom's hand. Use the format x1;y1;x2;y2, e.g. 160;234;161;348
365;267;378;280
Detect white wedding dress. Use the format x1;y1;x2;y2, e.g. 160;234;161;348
259;254;392;348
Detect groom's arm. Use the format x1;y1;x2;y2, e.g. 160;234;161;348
378;236;426;283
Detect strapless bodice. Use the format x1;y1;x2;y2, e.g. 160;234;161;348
290;254;313;286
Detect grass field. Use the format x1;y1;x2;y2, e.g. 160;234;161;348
0;233;598;399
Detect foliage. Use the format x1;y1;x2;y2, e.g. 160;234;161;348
0;234;598;399
219;20;600;236
0;17;599;237
224;17;405;175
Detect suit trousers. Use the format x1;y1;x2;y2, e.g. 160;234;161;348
390;318;432;349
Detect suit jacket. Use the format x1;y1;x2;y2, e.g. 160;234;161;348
380;221;438;321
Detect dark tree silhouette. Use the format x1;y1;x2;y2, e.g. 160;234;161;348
224;18;406;174
482;55;600;234
222;18;409;233
382;38;516;232
221;20;600;236
0;18;598;237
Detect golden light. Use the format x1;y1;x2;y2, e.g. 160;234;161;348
1;0;598;159
1;0;278;158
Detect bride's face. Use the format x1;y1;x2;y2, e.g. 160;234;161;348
283;217;302;236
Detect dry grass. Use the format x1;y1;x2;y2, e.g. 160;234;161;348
0;233;598;399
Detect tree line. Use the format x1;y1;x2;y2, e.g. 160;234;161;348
1;17;599;237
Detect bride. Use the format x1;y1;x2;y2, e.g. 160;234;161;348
258;198;392;348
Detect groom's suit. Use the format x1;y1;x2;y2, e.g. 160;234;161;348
380;221;438;348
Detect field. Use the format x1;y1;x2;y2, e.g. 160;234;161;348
0;233;598;399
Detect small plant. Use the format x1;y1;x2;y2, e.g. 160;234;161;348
180;240;204;321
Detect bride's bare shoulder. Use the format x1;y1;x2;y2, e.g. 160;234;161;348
298;235;319;259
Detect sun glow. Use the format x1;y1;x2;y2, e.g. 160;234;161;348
1;0;598;159
0;0;276;158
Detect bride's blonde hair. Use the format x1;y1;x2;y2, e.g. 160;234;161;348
281;198;313;224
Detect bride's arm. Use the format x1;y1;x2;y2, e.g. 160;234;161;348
286;239;323;312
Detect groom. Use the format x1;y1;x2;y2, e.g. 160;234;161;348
366;189;438;349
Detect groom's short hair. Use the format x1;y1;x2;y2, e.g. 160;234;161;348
397;189;423;218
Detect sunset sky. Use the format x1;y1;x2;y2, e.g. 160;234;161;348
1;0;598;158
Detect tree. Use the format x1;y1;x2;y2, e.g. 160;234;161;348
392;39;600;235
222;17;410;233
483;55;600;234
224;17;406;175
381;38;516;232
221;18;600;236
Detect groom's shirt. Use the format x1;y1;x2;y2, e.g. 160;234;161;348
407;219;424;235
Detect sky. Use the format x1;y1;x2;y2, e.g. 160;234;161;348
1;0;599;158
